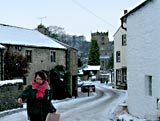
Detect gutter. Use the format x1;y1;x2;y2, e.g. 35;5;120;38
121;19;127;31
120;0;152;31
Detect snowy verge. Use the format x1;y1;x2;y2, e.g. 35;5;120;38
0;108;26;118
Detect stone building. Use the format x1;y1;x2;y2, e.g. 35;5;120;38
91;32;114;83
53;39;78;97
0;24;67;85
91;32;113;71
0;24;78;98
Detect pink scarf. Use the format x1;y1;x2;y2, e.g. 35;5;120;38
32;80;48;99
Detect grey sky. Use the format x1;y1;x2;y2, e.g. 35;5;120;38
0;0;145;41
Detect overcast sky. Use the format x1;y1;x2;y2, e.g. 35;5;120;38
0;0;145;41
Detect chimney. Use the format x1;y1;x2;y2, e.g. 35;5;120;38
124;10;128;15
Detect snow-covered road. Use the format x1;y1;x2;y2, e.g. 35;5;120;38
57;83;126;121
0;82;127;121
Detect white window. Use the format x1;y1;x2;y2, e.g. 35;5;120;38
25;50;32;63
116;69;121;83
122;69;127;83
50;51;56;62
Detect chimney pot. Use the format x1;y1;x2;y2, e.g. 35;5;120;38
124;10;128;14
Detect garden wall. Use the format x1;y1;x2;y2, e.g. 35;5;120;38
0;79;23;111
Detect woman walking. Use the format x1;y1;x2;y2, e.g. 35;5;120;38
17;71;56;121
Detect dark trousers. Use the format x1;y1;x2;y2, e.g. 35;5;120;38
30;114;47;121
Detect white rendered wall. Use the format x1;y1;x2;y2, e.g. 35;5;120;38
127;0;160;120
114;27;127;69
114;27;127;86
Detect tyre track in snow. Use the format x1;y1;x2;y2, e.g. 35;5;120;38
57;84;125;121
55;88;104;113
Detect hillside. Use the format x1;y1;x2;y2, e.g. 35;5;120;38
57;35;91;63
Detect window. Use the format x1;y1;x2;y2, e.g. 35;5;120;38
15;46;22;51
122;34;127;46
51;51;56;62
145;75;152;96
122;68;127;83
116;69;121;84
101;61;105;70
25;50;32;63
101;37;105;45
116;51;120;63
73;52;76;65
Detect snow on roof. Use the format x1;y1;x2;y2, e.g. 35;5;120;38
53;37;78;50
100;55;110;59
0;79;23;86
77;69;84;75
0;44;5;49
121;0;150;19
0;24;66;49
83;65;100;71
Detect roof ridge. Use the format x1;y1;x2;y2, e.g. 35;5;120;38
121;0;153;19
0;23;35;31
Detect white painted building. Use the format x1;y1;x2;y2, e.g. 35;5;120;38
121;0;160;120
114;26;127;90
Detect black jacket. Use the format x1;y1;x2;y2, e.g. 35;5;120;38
18;85;56;121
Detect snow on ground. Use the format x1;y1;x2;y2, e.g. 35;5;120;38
0;110;27;121
0;79;23;86
0;81;147;121
97;81;147;121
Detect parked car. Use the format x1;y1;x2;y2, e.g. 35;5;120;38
81;81;95;92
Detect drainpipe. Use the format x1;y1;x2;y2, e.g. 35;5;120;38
157;98;160;119
121;19;127;31
1;49;5;80
121;10;128;31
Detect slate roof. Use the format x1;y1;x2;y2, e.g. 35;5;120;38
0;44;5;49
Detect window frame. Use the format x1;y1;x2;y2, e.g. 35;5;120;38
145;75;152;96
101;37;105;45
116;69;121;84
50;51;56;63
25;50;32;63
116;51;120;63
122;34;127;46
122;68;127;83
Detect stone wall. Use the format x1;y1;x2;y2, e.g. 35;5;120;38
0;79;23;111
6;45;66;85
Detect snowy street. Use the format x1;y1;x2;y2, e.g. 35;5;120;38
57;83;126;121
0;82;127;121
